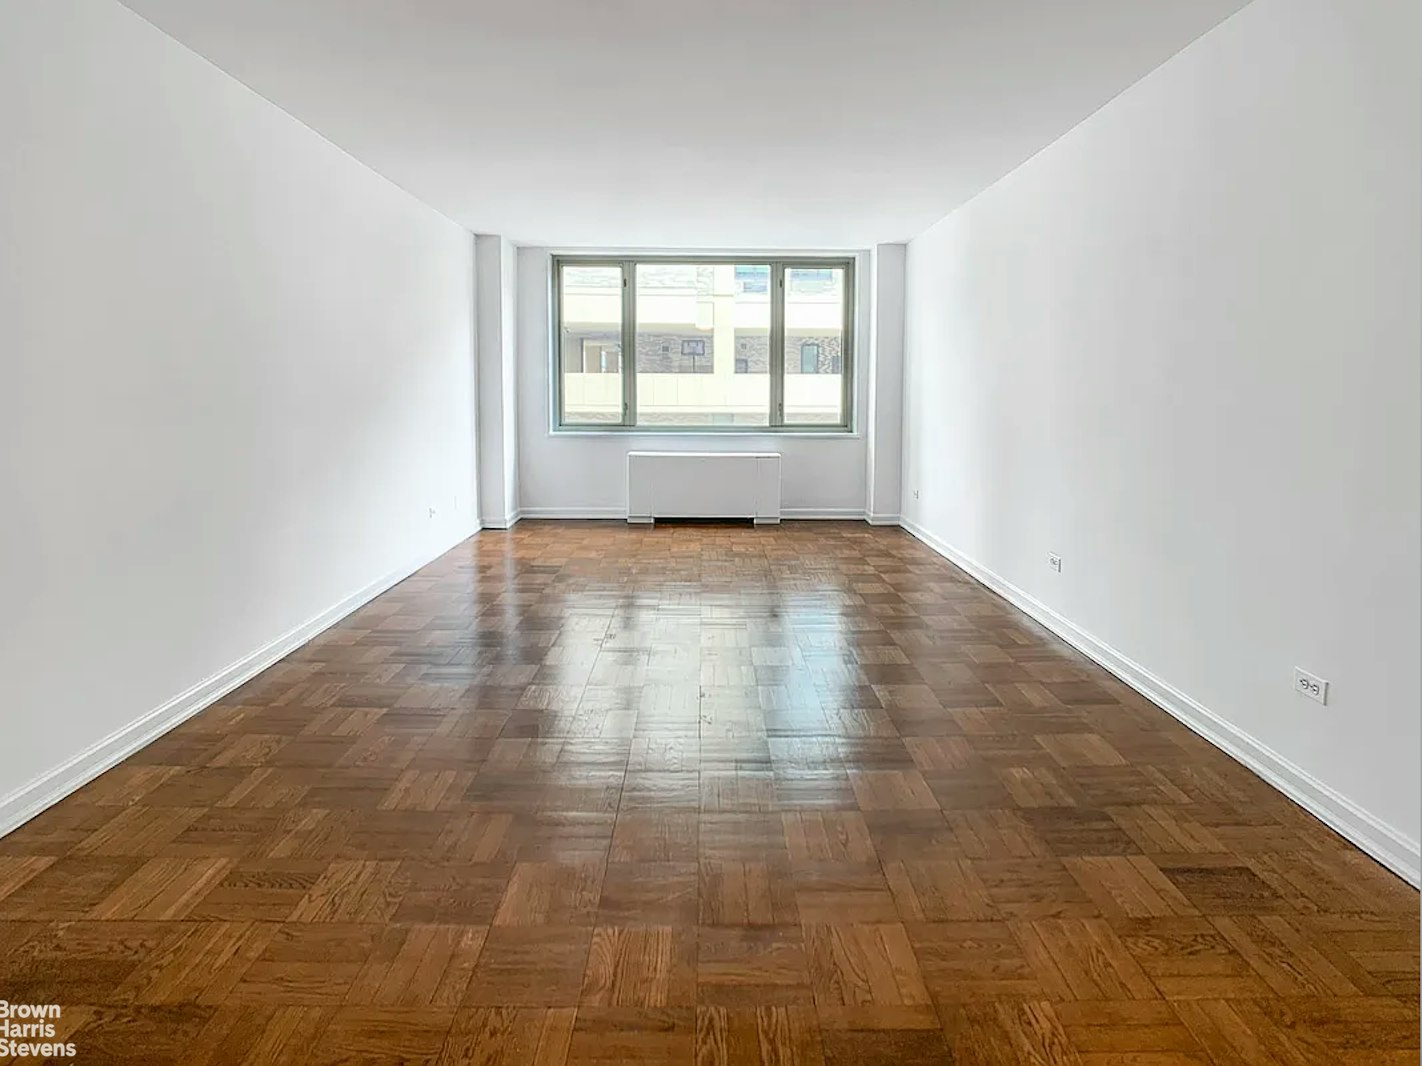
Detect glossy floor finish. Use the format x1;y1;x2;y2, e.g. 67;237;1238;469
0;522;1416;1065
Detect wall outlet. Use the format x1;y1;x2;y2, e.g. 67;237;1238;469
912;489;920;500
1294;667;1328;705
1048;553;1062;573
428;507;437;519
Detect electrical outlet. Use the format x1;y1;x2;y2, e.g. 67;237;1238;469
428;507;437;519
913;489;920;500
1048;553;1062;573
1294;667;1328;705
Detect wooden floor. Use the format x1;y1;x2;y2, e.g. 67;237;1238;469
1;522;1415;1064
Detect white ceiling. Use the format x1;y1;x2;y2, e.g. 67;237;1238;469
120;0;1250;248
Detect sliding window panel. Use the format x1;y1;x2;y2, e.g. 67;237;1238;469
782;264;849;426
634;262;771;427
558;263;625;424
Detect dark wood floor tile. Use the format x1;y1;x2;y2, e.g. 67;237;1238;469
940;1000;1079;1066
0;855;146;919
462;927;592;1007
187;859;330;921
163;808;288;858
580;924;697;1006
621;771;700;809
597;861;698;925
0;920;183;1004
782;812;877;864
908;921;1044;1004
73;806;206;858
565;1007;694;1065
1053;999;1205;1062
391;861;511;924
820;1027;951;1066
696;1005;825;1065
502;812;615;863
847;770;940;811
88;855;235;920
1020;807;1141;857
228;922;382;1004
609;810;699;862
700;860;799;926
860;810;960;862
338;810;459;861
68;1004;216;1065
773;771;859;811
836;739;915;771
288;859;404;923
1014;917;1158;1001
492;861;604;926
804;922;937;1030
1062;855;1198;919
697;926;812;1006
924;767;1019;810
885;859;996;921
306;1006;455;1065
437;1007;576;1066
1111;915;1273;1000
0;854;56;905
122;919;277;1005
699;814;792;863
1155;859;1291;915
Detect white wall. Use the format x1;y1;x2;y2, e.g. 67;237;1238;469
901;0;1420;878
866;244;906;523
476;235;519;527
0;0;478;826
515;248;874;519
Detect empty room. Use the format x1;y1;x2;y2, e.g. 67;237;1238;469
1;0;1418;1062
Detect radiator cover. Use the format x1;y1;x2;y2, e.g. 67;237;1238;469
626;451;782;524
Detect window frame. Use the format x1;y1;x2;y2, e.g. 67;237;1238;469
552;254;856;433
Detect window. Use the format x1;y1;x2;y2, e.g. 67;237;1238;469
783;266;848;424
558;264;624;423
554;256;853;430
581;340;621;374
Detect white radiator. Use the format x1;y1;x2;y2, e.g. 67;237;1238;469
627;451;781;524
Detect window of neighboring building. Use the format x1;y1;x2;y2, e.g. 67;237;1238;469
734;264;769;294
554;256;853;431
580;340;621;374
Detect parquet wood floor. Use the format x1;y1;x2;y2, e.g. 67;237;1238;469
1;522;1415;1064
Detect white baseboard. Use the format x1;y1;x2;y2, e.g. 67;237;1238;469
899;518;1421;887
479;510;522;529
519;508;869;522
780;509;866;520
0;526;478;842
518;507;620;520
867;513;901;526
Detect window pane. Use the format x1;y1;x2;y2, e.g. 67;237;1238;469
560;265;623;423
635;262;770;427
783;266;846;425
